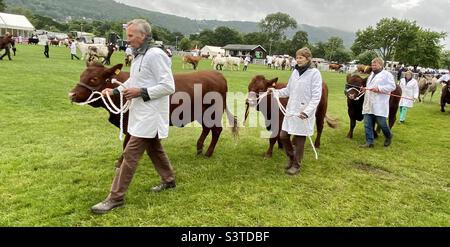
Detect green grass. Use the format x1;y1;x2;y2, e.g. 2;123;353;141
0;45;449;226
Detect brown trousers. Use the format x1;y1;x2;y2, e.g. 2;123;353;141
280;130;306;168
109;135;174;201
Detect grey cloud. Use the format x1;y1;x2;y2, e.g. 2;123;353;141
118;0;449;48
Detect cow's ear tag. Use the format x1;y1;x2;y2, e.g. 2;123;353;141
272;83;276;87
115;69;121;75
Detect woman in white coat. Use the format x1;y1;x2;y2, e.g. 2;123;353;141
399;70;419;123
269;47;322;175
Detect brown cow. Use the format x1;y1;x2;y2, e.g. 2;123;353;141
49;39;60;46
345;74;401;138
182;55;202;70
418;75;437;102
357;64;372;74
68;63;238;163
244;75;337;158
329;63;343;71
0;34;15;60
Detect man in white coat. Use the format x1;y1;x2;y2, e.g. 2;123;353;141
360;57;396;148
399;70;419;123
91;19;176;214
437;72;450;85
269;47;322;175
69;41;80;60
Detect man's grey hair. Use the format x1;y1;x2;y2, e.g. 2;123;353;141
127;19;152;37
372;57;385;67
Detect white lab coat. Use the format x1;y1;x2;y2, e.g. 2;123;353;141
275;68;322;136
244;56;251;66
117;47;175;138
362;70;396;118
399;78;419;108
437;74;450;83
70;43;77;54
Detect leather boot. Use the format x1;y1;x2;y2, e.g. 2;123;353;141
91;198;124;214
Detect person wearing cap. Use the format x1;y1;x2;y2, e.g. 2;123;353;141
268;47;322;175
398;70;419;123
359;57;396;148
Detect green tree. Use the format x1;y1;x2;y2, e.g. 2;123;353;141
152;26;174;44
400;30;445;68
0;0;6;12
243;32;269;45
171;32;184;48
291;31;309;49
309;42;326;58
352;17;445;67
440;50;450;69
213;26;242;46
333;49;353;64
356;50;378;65
258;12;297;41
179;37;191;51
197;29;217;46
324;36;345;62
352;18;419;61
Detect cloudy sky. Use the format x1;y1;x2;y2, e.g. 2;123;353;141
118;0;450;48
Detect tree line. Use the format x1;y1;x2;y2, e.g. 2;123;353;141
3;2;449;69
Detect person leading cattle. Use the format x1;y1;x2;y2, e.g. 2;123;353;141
268;47;322;176
91;19;176;214
360;57;396;148
398;70;419;123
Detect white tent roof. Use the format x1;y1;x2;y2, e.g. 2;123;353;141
0;12;35;31
201;45;225;53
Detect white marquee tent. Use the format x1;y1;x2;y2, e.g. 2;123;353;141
0;12;35;37
200;45;225;57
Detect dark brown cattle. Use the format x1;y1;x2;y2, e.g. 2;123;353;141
0;34;15;60
345;74;401;138
124;54;133;66
244;75;337;158
329;63;343;71
357;64;372;74
68;63;238;163
50;39;60;46
440;81;450;113
182;55;202;70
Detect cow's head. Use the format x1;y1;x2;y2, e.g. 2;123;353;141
68;62;123;103
246;75;278;107
345;73;367;100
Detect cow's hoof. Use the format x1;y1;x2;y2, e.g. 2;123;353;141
264;153;272;159
204;152;213;157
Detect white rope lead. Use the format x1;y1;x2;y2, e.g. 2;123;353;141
258;90;318;160
74;81;130;141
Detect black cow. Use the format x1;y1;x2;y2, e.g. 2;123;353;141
345;74;401;138
440;81;450;113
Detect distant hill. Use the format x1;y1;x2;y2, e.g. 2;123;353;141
5;0;355;47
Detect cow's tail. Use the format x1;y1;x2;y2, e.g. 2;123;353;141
325;114;338;128
225;107;239;139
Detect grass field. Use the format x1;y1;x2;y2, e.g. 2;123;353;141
0;44;449;226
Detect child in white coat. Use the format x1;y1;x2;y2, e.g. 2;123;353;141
399;70;419;123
